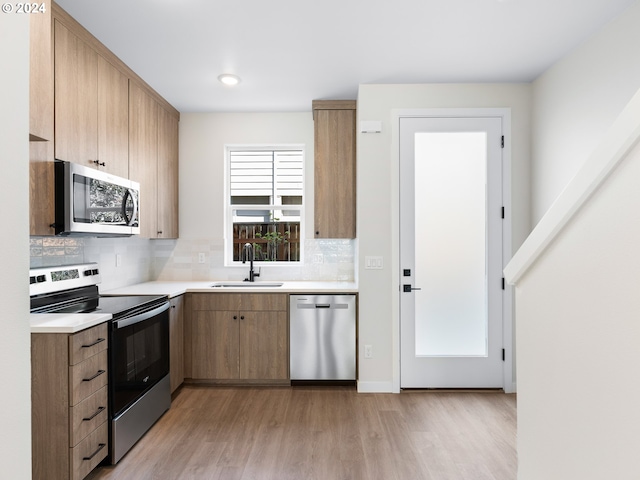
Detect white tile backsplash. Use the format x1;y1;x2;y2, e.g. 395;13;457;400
30;236;355;289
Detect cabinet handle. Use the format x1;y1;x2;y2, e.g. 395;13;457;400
83;443;106;461
233;315;237;320
83;370;105;382
92;160;106;167
81;338;105;348
157;231;163;235
83;406;106;422
240;315;245;320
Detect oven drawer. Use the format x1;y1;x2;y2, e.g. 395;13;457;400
70;421;108;480
69;323;108;365
70;386;108;447
69;350;108;406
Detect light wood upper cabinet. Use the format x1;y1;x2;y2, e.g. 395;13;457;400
29;2;180;236
54;20;98;166
157;106;180;238
97;56;129;178
54;19;129;177
29;7;54;235
312;100;357;239
129;84;180;239
29;7;53;142
129;82;159;238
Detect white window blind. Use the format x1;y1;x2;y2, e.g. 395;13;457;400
230;150;303;203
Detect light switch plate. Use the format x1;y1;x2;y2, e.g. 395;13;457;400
364;256;383;269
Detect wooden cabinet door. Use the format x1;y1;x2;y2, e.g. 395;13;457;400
240;311;288;380
157;106;179;238
313;102;356;238
169;296;184;393
191;311;239;379
129;82;159;238
54;20;98;166
97;55;129;179
29;7;53;142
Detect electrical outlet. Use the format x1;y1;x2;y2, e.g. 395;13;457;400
364;345;372;359
198;252;206;264
312;253;324;264
115;254;122;267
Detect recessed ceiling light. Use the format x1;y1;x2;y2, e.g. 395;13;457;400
218;74;241;86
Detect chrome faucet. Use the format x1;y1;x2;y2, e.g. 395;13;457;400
242;243;260;282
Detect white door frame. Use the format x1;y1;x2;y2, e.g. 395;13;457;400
390;108;514;394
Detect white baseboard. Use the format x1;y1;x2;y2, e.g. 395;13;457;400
357;381;395;393
505;382;517;394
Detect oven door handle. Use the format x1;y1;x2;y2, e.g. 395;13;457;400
113;302;169;329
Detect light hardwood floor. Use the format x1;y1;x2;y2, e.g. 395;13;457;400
87;386;516;480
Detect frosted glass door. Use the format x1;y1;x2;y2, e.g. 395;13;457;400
414;132;487;356
400;116;504;388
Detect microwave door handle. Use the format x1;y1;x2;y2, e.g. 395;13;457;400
122;189;138;226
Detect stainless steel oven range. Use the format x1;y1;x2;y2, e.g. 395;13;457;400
30;263;171;464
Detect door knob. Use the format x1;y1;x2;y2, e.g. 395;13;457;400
403;284;422;293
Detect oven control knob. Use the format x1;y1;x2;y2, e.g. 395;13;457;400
36;275;46;283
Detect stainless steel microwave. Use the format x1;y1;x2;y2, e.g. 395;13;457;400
54;160;140;236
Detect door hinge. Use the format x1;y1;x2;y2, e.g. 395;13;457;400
501;206;505;219
501;136;504;148
502;277;505;290
502;348;506;361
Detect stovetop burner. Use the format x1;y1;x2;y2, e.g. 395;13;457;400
29;262;166;319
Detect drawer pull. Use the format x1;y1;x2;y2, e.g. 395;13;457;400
82;370;105;382
81;338;105;348
83;406;106;422
83;443;106;461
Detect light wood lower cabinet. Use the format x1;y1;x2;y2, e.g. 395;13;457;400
169;295;185;393
31;323;109;480
186;293;289;383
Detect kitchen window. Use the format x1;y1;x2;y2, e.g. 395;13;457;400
225;147;304;264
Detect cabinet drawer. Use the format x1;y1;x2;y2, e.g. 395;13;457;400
191;293;288;311
70;386;108;447
69;323;108;365
70;421;108;480
69;350;108;406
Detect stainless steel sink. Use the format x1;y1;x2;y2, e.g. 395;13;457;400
210;282;284;288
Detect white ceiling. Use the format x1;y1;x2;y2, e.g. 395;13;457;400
55;0;637;113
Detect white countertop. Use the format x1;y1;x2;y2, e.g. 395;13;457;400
103;280;358;298
32;281;357;333
30;313;112;334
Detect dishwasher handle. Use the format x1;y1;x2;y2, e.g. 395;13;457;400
295;303;350;310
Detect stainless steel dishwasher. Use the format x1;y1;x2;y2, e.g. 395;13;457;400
290;295;356;381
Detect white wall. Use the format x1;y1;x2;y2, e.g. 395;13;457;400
515;138;640;480
531;1;640;224
179;112;314;240
161;112;355;282
356;84;531;391
0;13;32;479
